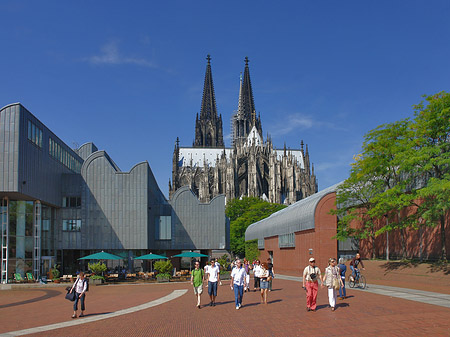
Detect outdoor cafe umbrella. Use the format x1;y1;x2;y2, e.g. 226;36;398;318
134;253;168;272
78;251;123;260
172;252;209;271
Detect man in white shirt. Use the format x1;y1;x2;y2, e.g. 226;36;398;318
230;259;247;310
253;260;262;291
206;259;221;306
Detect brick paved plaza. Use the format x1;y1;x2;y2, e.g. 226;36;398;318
1;274;449;337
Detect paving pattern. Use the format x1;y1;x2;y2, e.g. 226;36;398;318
0;277;449;337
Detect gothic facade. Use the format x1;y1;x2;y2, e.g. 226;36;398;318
170;56;318;205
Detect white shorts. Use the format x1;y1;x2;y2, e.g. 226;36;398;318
193;285;203;295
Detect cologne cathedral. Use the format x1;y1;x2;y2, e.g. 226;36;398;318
169;56;318;205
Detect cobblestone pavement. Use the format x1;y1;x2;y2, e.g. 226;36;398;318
0;278;449;337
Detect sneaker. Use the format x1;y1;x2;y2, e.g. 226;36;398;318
79;313;84;317
236;306;240;310
238;303;241;308
71;315;77;319
306;307;310;311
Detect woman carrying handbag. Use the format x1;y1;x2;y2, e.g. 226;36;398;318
322;258;343;311
69;272;88;318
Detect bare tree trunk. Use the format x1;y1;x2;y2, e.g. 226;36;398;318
440;214;447;261
401;228;407;260
371;234;376;259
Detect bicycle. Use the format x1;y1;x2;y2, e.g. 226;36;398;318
348;268;366;289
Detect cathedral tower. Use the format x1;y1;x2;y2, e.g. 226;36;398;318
194;55;224;148
232;57;262;145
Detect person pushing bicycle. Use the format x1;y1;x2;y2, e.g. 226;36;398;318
349;253;365;281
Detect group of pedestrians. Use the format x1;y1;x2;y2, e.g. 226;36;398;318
302;254;365;312
191;257;275;310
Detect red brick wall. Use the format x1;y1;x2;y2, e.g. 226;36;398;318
359;217;450;260
258;192;338;275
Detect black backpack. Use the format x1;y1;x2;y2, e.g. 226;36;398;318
84;278;89;292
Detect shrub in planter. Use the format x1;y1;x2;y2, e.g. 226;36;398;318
154;260;173;281
88;261;107;281
50;264;60;281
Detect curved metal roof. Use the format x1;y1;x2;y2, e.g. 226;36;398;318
245;182;342;241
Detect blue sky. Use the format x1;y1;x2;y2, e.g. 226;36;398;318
1;1;450;198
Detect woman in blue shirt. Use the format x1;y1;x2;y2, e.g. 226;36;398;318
338;258;347;299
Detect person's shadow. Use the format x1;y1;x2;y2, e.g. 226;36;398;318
79;312;112;317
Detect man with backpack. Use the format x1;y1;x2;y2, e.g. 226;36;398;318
190;261;204;309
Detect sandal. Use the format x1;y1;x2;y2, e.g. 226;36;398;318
79;313;84;317
71;315;77;319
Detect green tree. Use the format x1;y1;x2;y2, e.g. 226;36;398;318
245;239;260;262
226;197;286;257
333;91;450;261
332;119;411;258
404;92;450;260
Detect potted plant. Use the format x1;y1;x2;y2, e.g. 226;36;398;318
50;264;60;283
154;260;173;282
88;261;107;284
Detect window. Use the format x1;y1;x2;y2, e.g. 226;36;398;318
155;216;171;240
63;219;81;231
62;197;81;208
258;239;265;249
42;219;50;231
49;137;82;173
27;120;42;148
279;233;295;248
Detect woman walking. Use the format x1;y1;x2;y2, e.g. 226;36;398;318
70;272;88;318
338;258;347;299
322;258;343;311
259;262;270;304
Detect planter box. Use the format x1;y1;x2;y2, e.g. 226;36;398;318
157;276;170;283
220;273;231;280
90;279;104;286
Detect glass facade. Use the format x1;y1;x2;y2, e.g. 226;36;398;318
0;199;56;283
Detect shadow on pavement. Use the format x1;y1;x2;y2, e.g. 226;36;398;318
0;289;61;309
79;312;113;317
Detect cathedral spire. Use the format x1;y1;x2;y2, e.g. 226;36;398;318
194;55;224;148
200;54;218;121
240;56;256;123
233;57;263;145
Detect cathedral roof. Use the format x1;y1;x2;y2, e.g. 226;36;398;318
177;146;305;168
199;54;218;121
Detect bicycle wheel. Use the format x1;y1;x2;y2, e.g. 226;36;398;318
358;275;366;289
348;276;355;288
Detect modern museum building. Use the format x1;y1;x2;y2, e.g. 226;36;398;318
0;103;229;283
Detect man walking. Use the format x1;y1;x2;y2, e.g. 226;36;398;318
302;257;323;312
190;261;204;309
230;259;247;310
253;260;262;291
206;259;221;306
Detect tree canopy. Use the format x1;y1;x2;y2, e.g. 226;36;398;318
333;92;450;260
225;197;286;257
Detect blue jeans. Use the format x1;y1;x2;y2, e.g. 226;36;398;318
233;284;244;307
339;276;346;298
350;266;356;278
73;292;85;311
208;281;218;296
